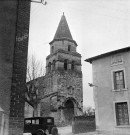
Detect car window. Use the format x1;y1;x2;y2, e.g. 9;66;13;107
30;119;40;125
36;119;39;124
47;119;52;123
25;120;31;125
32;119;35;124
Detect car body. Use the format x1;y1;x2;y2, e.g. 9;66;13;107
24;117;58;135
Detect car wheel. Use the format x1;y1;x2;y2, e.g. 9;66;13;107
51;127;58;135
45;129;49;135
36;131;44;135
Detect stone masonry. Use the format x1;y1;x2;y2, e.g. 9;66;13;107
40;13;83;126
0;1;30;135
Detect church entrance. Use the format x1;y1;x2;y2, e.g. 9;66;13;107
63;99;74;125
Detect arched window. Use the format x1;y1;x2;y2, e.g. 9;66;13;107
51;46;54;53
68;45;71;51
53;60;56;70
64;59;68;70
71;61;74;70
48;62;51;72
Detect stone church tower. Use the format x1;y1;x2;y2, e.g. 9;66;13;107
40;13;83;125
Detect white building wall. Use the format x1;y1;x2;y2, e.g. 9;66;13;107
24;102;33;118
92;51;130;134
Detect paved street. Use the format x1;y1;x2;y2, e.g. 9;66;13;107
58;126;130;135
58;126;73;135
23;125;130;135
58;126;100;135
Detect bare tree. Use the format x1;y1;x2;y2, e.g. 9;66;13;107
26;55;45;81
25;55;45;116
83;106;95;116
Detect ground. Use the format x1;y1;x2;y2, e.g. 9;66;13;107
58;126;72;135
58;126;101;135
23;126;129;135
58;126;129;135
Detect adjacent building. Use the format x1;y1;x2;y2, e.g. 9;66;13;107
24;101;33;118
0;1;30;135
85;46;130;134
25;76;45;117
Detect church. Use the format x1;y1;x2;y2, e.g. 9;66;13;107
38;13;83;125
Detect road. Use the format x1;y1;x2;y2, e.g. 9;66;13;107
58;126;130;135
23;125;129;135
58;125;73;135
58;126;100;135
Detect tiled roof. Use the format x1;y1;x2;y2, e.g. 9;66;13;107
85;46;130;63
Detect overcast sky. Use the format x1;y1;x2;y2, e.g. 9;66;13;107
29;0;130;108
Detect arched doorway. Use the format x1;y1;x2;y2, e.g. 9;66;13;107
64;99;74;124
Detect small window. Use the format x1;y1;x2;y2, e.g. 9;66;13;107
48;62;51;72
111;55;123;65
64;59;67;70
68;45;71;51
53;60;56;70
115;102;129;125
113;70;125;90
71;61;74;70
51;46;54;53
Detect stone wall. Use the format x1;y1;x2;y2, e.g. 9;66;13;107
0;1;18;134
72;115;96;134
9;1;31;135
0;1;30;135
40;70;83;125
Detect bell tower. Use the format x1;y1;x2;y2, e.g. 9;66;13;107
42;13;83;125
46;13;81;73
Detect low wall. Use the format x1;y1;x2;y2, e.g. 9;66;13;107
72;115;96;134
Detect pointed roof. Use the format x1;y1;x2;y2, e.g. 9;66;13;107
50;13;77;46
54;13;73;40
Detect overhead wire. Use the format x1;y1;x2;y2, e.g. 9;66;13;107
30;0;130;22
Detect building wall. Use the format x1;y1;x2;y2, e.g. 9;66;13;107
92;51;130;134
40;70;83;125
40;14;83;126
9;1;30;134
25;76;45;117
50;41;76;53
24;102;33;118
0;1;18;134
0;1;30;135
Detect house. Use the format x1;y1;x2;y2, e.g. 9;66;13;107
85;46;130;134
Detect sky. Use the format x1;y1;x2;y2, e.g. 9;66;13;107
28;0;130;108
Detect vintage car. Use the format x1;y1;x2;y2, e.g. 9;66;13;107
24;117;58;135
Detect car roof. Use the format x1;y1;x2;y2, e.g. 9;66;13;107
24;117;54;120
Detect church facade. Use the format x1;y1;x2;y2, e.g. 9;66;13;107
39;14;83;125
